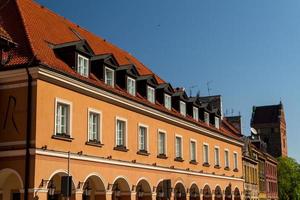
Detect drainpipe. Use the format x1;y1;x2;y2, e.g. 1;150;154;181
24;56;36;200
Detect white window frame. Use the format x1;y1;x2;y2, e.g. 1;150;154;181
77;54;89;77
175;134;183;159
225;149;230;168
127;77;136;96
215;117;220;129
54;98;72;137
137;123;149;152
115;116;128;147
214;146;220;166
203;143;209;164
180;101;186;116
87;108;102;143
164;94;172;110
147;86;155;103
193;106;199;121
190;139;197;162
204;112;210;125
157;129;167;156
105;67;114;87
233;151;238;169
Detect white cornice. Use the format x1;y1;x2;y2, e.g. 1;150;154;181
30;149;243;182
29;67;243;147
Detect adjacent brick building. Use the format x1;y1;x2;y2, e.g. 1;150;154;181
251;102;287;158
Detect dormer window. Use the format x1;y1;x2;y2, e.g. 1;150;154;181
180;101;186;116
127;77;136;96
164;94;171;110
193;107;199;121
204;112;210;125
77;55;89;77
215;117;220;129
147;86;155;103
105;67;114;87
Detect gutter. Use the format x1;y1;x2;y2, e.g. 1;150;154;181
24;56;36;200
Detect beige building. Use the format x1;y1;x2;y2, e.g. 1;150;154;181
0;0;244;200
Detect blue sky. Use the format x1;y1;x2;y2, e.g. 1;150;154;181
37;0;300;161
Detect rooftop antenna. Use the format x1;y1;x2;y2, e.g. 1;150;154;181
206;81;212;96
231;109;234;116
188;85;198;97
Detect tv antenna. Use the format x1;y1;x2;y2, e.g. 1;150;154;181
206;81;212;96
188;85;198;97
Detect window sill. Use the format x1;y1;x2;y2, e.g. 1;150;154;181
86;141;103;147
202;162;210;167
214;165;222;169
189;160;198;165
224;167;230;171
157;154;168;159
137;150;150;156
52;134;73;142
113;146;129;152
174;157;184;162
233;168;239;172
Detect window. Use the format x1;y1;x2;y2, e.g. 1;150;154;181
77;55;89;77
105;67;114;87
175;136;183;159
116;118;127;147
234;152;238;169
127;77;136;96
138;125;148;152
55;99;71;136
193;107;199;121
180;101;186;116
203;144;209;164
158;131;166;155
190;140;196;162
214;147;220;166
204;112;210;125
225;150;229;168
147;86;155;103
164;94;172;110
88;110;101;143
215;117;220;129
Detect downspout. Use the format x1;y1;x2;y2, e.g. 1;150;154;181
24;56;36;200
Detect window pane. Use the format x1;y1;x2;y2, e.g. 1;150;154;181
203;145;209;163
164;94;171;110
190;141;196;161
117;120;125;146
175;137;182;158
89;112;99;141
214;148;220;165
158;132;165;154
139;126;147;151
77;55;89;77
147;86;155;103
127;78;136;96
180;101;186;116
204;112;210;125
193;107;199;121
56;103;69;135
225;151;229;167
105;68;114;86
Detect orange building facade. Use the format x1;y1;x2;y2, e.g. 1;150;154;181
0;1;244;200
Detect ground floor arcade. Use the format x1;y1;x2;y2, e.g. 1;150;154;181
0;150;244;200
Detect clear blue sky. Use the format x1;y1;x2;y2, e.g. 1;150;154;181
37;0;300;161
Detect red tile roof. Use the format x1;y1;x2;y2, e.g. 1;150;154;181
1;0;242;142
